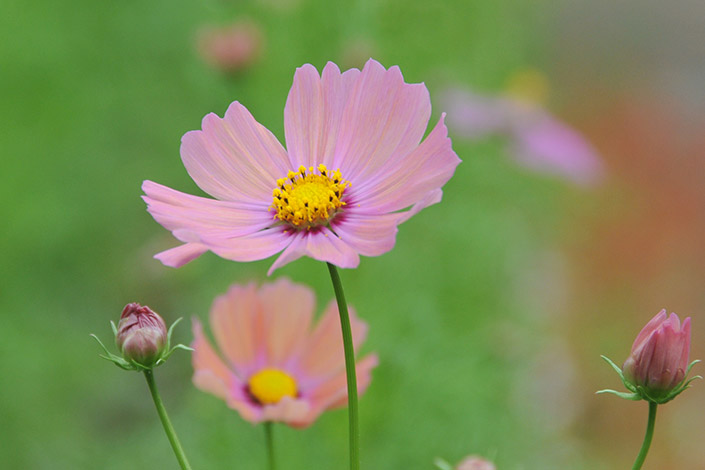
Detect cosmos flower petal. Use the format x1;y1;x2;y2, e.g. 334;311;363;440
511;113;603;186
313;354;379;411
204;226;294;263
191;322;263;426
296;300;368;383
332;59;432;182
142;180;273;238
261;396;311;428
181;101;290;202
258;279;315;367
352;114;460;213
631;309;668;353
395;188;443;224
191;319;232;401
678;317;692;372
267;231;308;275
284;62;360;169
331;212;400;257
267;228;359;274
209;283;263;377
155;242;209;268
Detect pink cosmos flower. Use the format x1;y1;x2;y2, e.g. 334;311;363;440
191;278;378;428
622;309;691;395
143;59;460;274
440;87;603;186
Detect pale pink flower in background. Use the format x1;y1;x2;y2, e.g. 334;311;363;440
197;21;263;73
143;59;460;274
622;309;691;395
191;278;378;428
440;85;602;186
457;455;496;470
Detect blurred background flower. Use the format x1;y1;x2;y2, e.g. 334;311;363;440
196;21;263;75
2;0;704;469
192;279;377;428
440;69;603;186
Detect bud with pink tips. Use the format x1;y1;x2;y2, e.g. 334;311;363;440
434;456;496;470
599;309;700;404
92;303;192;371
116;303;168;368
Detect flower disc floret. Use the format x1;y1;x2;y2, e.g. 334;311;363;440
248;368;298;405
271;165;348;229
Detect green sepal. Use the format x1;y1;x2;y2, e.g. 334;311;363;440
160;343;194;364
433;458;454;470
600;355;637;393
595;388;641;400
159;317;193;365
90;334;134;370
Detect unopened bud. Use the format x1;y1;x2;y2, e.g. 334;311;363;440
457;456;496;470
116;303;167;367
598;309;700;404
622;310;691;400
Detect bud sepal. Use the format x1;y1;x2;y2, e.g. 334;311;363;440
598;355;701;404
433;458;454;470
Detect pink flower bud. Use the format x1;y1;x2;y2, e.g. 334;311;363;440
457;456;496;470
622;309;691;397
116;303;168;367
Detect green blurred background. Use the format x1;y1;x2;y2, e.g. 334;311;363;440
2;0;704;468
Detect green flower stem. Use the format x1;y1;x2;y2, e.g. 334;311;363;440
326;263;360;470
264;422;276;470
143;370;193;470
632;401;658;470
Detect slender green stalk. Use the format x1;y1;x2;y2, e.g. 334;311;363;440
264;422;276;470
143;370;193;470
632;402;658;470
326;263;360;470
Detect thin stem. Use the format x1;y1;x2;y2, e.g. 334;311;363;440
326;263;360;470
264;422;276;470
143;370;193;470
632;402;658;470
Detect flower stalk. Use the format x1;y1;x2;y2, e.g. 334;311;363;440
144;370;193;470
326;263;360;470
632;402;657;470
264;422;276;470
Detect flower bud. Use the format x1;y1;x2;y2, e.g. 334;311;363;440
457;456;496;470
622;309;691;400
116;303;168;368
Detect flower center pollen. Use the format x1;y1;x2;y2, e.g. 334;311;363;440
270;164;349;229
248;368;298;405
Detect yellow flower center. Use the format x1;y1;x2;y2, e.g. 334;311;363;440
270;164;349;229
248;368;298;405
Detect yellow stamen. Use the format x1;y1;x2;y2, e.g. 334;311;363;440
270;164;349;229
248;368;298;405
